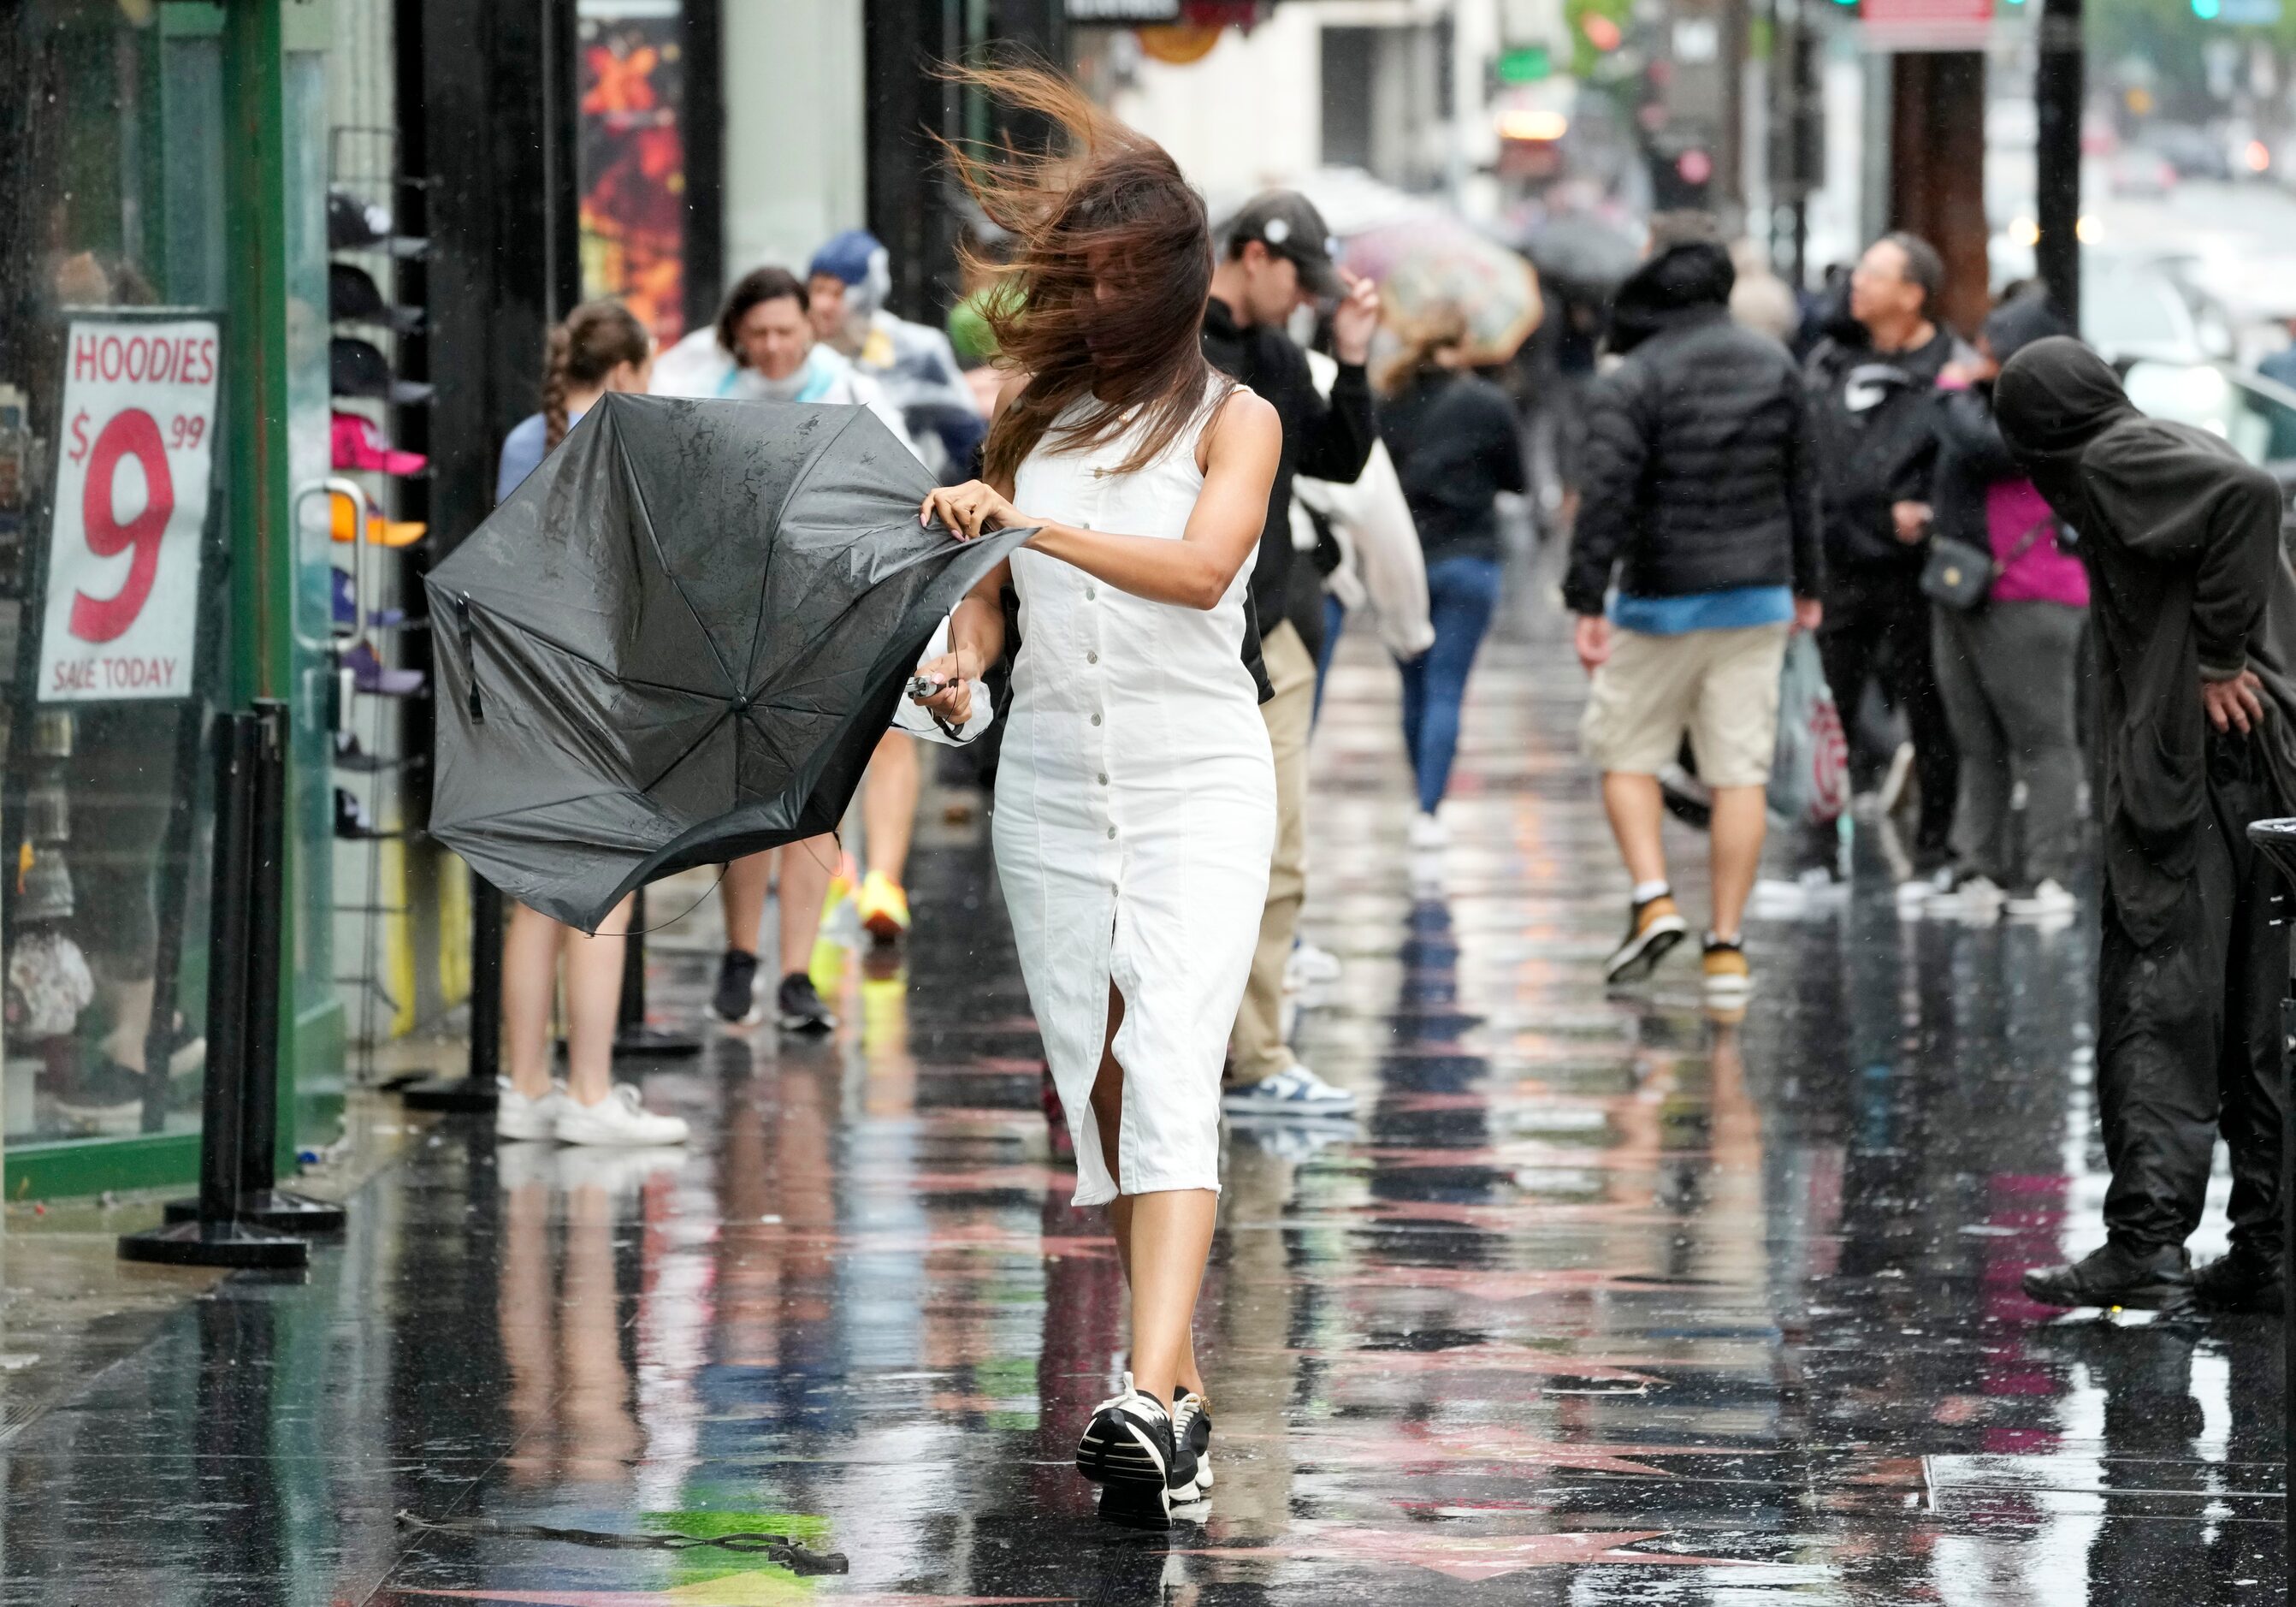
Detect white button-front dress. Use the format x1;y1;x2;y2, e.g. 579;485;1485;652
996;381;1275;1206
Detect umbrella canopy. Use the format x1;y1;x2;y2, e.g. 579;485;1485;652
1521;214;1642;297
1343;214;1544;368
425;394;1027;931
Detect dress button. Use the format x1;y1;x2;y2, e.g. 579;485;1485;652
1087;651;1098;665
1091;714;1102;726
1098;772;1109;785
1106;826;1116;839
1085;586;1096;600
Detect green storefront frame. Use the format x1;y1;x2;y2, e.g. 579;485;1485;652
6;0;344;1201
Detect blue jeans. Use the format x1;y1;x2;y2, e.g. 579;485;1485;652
1398;555;1501;815
1311;592;1346;725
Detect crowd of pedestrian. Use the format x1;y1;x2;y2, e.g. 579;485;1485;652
459;78;2293;1522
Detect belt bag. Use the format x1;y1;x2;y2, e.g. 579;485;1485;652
1920;516;2052;613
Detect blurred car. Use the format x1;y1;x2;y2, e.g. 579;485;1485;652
2086;258;2236;366
2121;360;2296;513
2104;146;2178;198
2138;122;2233;181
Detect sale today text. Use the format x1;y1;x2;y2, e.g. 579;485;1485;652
46;655;182;697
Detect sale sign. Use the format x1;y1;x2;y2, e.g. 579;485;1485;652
37;318;220;703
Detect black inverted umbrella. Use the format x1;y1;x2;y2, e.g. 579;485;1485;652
425;393;1026;931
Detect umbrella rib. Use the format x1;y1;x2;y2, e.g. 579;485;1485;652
636;703;738;798
463;600;725;702
623;450;743;699
741;408;872;695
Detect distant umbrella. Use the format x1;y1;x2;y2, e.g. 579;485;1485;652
425;394;1026;931
1522;214;1643;296
1344;215;1545;367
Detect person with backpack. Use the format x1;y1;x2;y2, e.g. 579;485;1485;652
1922;291;2088;922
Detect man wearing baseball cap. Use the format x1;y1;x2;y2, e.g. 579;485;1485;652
1204;191;1382;1119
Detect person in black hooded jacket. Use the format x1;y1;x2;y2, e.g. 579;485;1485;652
1565;239;1822;998
1997;335;2296;1315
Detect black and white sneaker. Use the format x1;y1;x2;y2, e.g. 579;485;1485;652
711;949;761;1025
775;970;836;1035
1171;1386;1213;1500
1075;1373;1188;1523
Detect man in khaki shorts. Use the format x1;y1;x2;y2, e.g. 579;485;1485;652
1563;235;1823;998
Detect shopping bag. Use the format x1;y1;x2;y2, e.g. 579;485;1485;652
1769;633;1849;827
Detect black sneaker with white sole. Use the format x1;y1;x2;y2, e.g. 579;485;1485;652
1171;1386;1213;1499
1075;1374;1192;1523
775;970;836;1035
711;949;761;1025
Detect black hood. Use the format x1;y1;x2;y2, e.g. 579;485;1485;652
1981;292;2074;367
1995;335;2138;513
1607;241;1735;355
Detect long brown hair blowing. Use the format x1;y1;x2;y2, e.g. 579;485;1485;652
541;299;652;450
936;63;1230;486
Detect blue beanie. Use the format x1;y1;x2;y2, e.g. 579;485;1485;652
808;229;885;287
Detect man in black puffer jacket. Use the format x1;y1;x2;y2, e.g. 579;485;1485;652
1566;239;1822;999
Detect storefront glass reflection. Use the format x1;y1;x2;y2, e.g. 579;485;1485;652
0;3;233;1144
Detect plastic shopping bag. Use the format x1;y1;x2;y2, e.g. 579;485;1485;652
1769;633;1849;828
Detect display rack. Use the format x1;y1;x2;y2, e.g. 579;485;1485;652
325;126;434;1088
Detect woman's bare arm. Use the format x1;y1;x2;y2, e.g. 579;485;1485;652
920;388;1281;612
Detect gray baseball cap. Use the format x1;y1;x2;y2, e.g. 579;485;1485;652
1226;192;1346;299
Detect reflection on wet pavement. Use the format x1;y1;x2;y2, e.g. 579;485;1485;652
0;584;2282;1604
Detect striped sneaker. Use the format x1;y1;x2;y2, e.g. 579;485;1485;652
1701;934;1753;999
1604;892;1688;985
1171;1387;1213;1500
1074;1373;1192;1523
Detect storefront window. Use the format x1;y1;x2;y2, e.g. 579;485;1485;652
0;2;233;1145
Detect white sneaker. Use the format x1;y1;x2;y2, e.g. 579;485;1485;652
1943;875;2006;925
1409;811;1447;851
1222;1062;1358;1117
1285;941;1343;990
555;1142;684;1196
2005;878;2077;920
553;1084;690;1147
495;1077;566;1142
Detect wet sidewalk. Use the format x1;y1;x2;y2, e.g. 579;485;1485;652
0;569;2282;1604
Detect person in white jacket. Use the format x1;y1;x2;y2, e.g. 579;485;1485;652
1294;350;1435;716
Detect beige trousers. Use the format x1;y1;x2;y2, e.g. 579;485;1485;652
1228;620;1315;1088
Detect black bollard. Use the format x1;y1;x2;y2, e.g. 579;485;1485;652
121;715;307;1269
613;886;700;1060
400;875;503;1112
164;703;344;1232
2240;816;2296;1587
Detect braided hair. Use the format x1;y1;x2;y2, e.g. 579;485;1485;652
541;299;652;450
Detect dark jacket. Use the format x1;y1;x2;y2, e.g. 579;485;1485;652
1563;242;1821;616
1379;368;1526;566
1201;297;1376;631
1929;294;2074;554
1997;336;2296;946
1806;322;1958;573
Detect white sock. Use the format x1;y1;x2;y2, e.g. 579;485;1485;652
1631;880;1671;905
1707;928;1741;947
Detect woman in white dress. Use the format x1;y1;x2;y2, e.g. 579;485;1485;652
912;68;1281;1520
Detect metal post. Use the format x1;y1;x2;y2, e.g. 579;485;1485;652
169;703;345;1231
2035;0;2084;328
399;875;504;1112
470;875;503;1081
615;887;701;1059
121;715;305;1268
